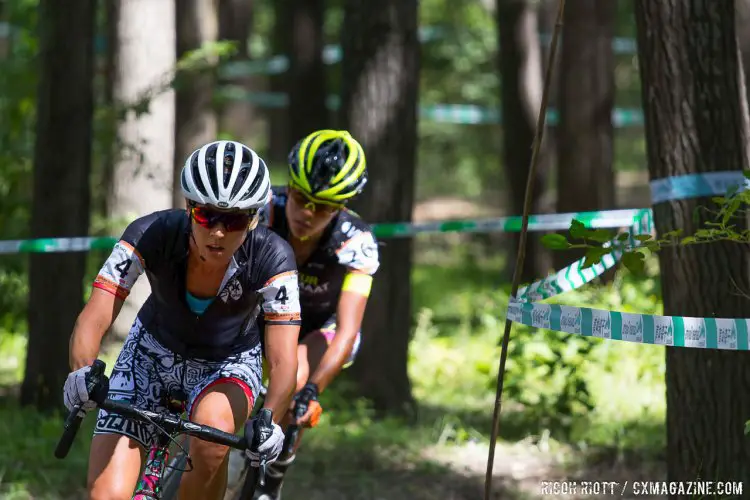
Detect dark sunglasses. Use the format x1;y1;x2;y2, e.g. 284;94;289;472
190;206;257;232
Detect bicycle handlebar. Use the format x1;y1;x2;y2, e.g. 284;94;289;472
54;360;249;457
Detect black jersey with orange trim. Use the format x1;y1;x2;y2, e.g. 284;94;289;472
258;186;380;334
93;208;301;360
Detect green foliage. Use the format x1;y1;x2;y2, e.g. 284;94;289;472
541;175;750;275
410;251;665;450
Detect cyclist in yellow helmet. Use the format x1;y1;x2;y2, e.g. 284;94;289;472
252;130;379;499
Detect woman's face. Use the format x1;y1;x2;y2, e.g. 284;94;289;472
189;204;256;265
285;186;342;240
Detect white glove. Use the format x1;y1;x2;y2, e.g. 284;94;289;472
63;365;96;416
244;409;285;467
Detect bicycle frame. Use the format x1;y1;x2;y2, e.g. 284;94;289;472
55;360;257;500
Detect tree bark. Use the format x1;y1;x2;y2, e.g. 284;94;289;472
288;0;328;141
174;0;218;209
635;0;750;484
496;0;553;283
340;0;419;416
21;0;95;410
555;0;616;270
109;0;175;339
217;0;257;145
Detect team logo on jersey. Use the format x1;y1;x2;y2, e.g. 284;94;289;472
220;279;243;302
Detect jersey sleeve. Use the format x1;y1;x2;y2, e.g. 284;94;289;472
256;235;302;325
336;229;380;275
92;213;161;300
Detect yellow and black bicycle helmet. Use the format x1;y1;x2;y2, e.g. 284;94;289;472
287;129;368;203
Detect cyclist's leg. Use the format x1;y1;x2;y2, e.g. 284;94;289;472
88;319;161;500
177;345;262;500
258;318;361;498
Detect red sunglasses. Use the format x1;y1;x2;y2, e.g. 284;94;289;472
190;206;257;232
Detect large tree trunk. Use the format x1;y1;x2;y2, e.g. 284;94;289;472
736;0;750;107
554;0;616;270
496;0;552;283
288;0;328;141
635;0;750;484
266;0;291;165
217;0;256;145
174;0;218;209
21;0;95;410
341;0;419;416
110;0;175;339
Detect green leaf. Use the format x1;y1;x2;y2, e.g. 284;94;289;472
661;229;683;239
634;234;653;242
622;251;646;275
680;236;697;245
569;219;587;239
712;197;726;204
616;232;631;242
694;229;716;239
587;229;614;243
541;233;571;250
744;170;750;180
745;419;750;435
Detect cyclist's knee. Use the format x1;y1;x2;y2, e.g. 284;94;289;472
189;383;248;468
87;433;143;500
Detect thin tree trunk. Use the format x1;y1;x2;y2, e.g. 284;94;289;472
21;0;95;410
174;0;218;209
341;0;419;416
496;0;552;284
555;0;616;270
635;0;750;484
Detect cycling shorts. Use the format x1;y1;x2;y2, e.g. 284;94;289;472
93;318;263;449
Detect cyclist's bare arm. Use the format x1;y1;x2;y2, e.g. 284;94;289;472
69;239;144;370
259;267;303;423
309;270;371;392
69;289;124;370
263;323;299;422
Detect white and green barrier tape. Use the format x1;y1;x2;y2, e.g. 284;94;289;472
509;175;748;351
650;170;750;204
0;209;644;255
515;209;652;302
507;300;749;351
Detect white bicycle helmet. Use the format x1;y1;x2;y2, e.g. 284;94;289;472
180;140;271;211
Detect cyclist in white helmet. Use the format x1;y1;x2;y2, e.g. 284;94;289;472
63;141;301;500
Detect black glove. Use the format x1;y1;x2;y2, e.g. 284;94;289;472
293;382;323;427
244;408;284;466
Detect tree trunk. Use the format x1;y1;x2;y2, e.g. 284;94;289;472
217;0;257;145
100;0;119;217
736;0;750;107
340;0;419;416
267;0;291;165
496;0;553;284
109;0;175;339
635;0;750;484
174;0;218;209
554;0;616;270
21;0;95;411
288;0;328;141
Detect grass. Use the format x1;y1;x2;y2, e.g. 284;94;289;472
0;242;668;498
